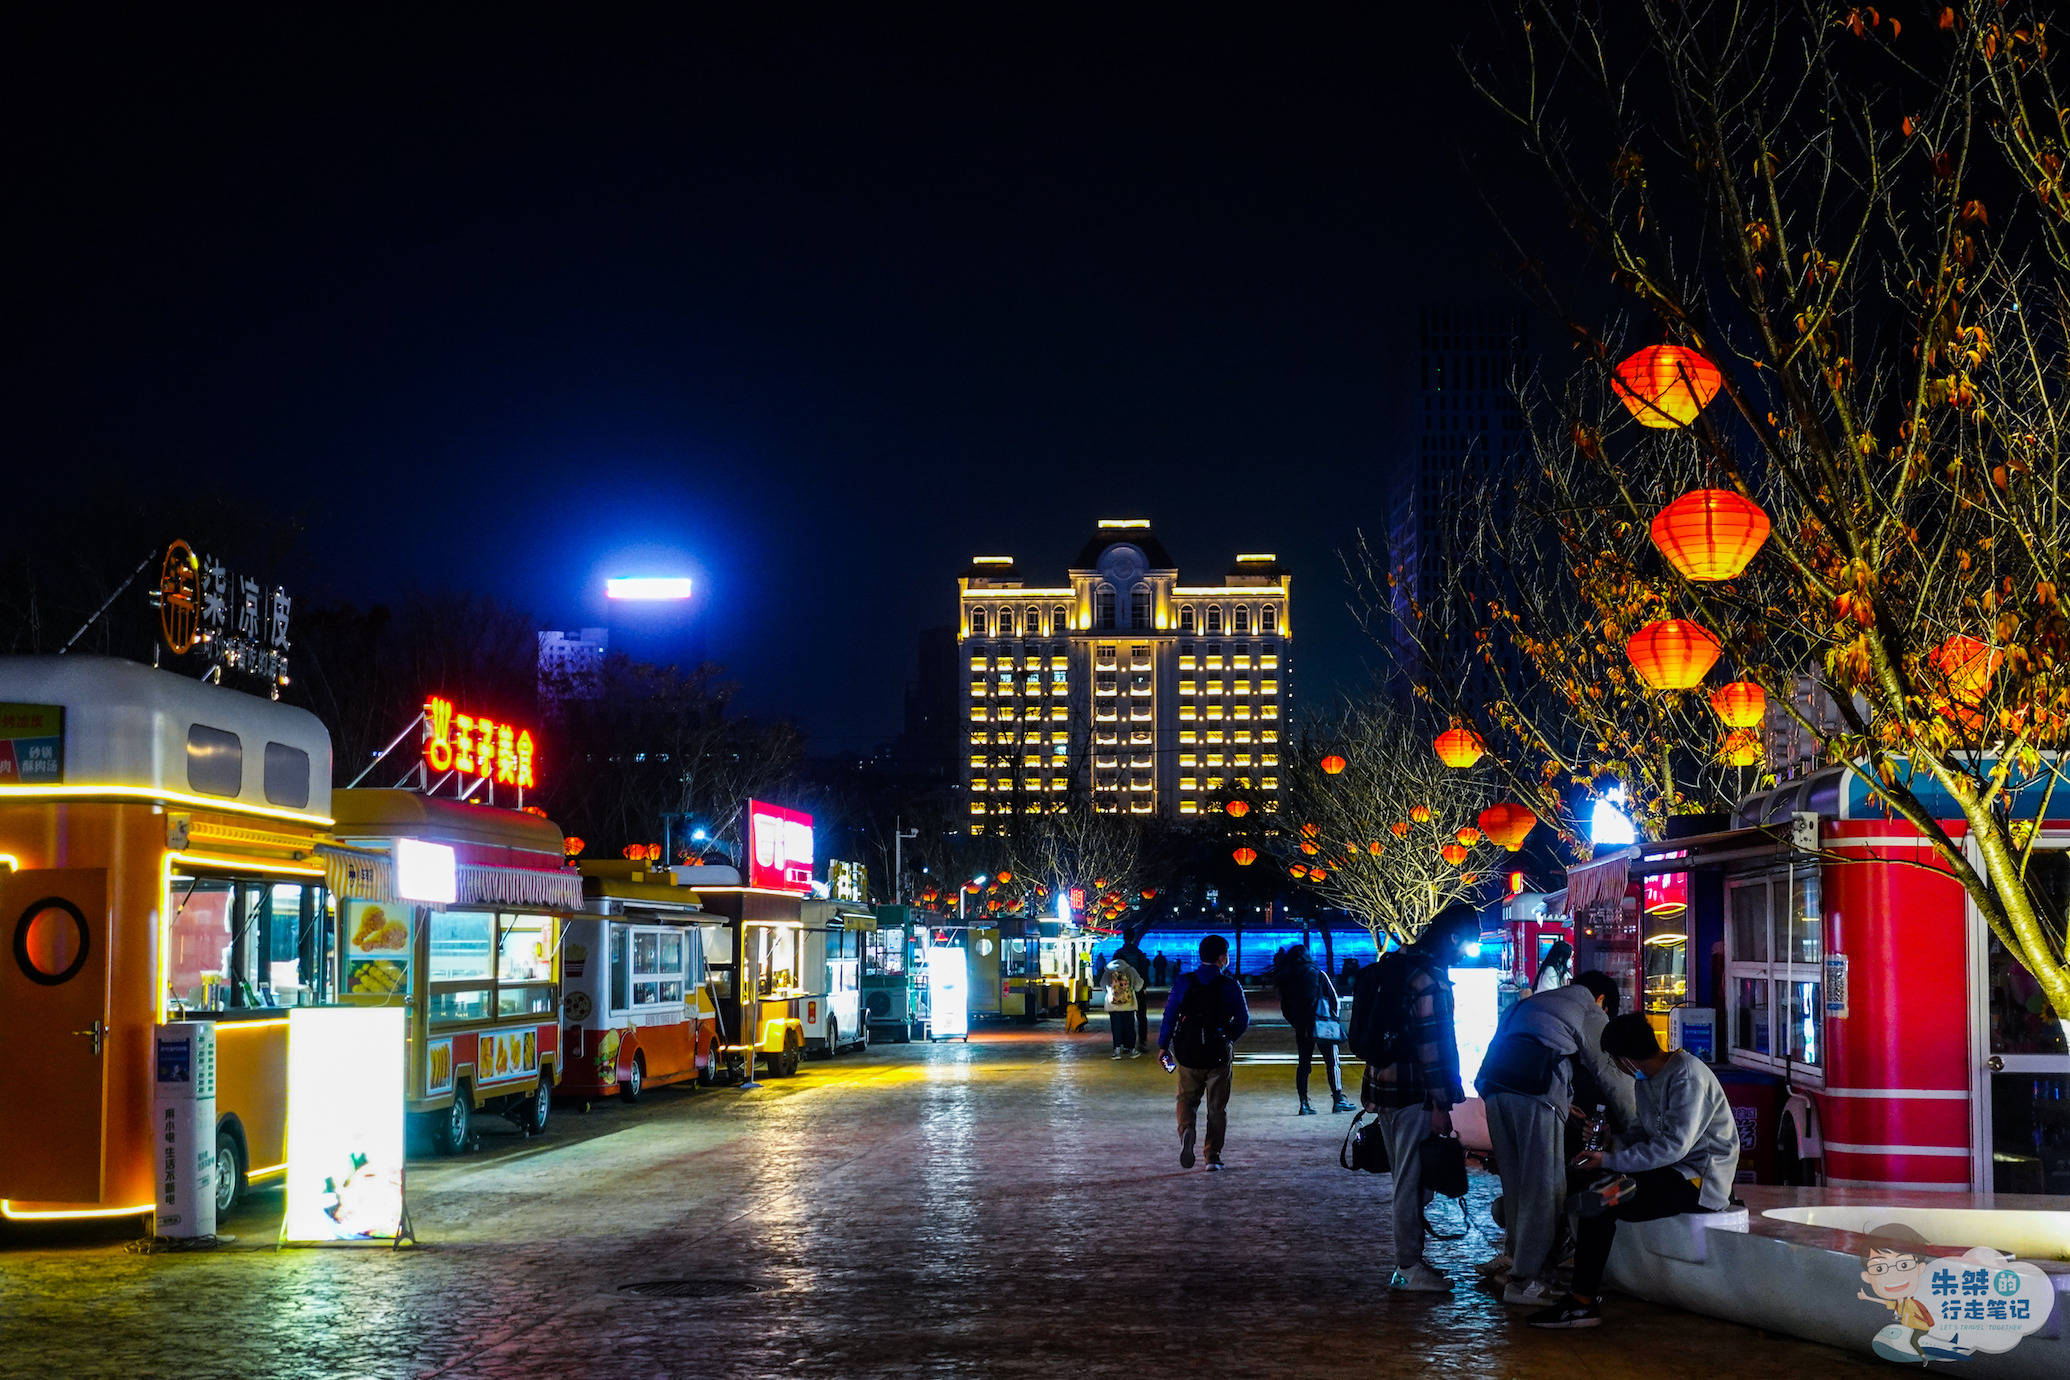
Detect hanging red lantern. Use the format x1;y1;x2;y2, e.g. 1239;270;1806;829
1320;754;1348;775
965;881;981;893
1094;877;1109;889
996;871;1013;883
1721;729;1763;766
1709;681;1767;728
621;844;645;861
1310;867;1328;883
1233;847;1258;866
1455;827;1482;847
1367;841;1385;857
1478;802;1539;852
1626;619;1723;690
1433;727;1485;769
563;836;585;858
1611;345;1723;428
1650;489;1771;581
1300;840;1320;855
1440;842;1469;866
1410;805;1432;824
1140;888;1156;901
1932;634;2001;715
1299;823;1321;839
1289;863;1309;879
1461;872;1480;886
1225;799;1250;818
1390;821;1411;839
1036;884;1050;897
987;899;1002;912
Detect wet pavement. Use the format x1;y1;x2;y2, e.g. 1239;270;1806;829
0;1007;1884;1380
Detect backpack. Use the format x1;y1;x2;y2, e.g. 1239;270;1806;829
1347;952;1420;1066
1170;973;1234;1068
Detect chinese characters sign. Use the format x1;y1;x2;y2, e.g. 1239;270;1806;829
1857;1244;2053;1362
155;540;291;688
747;799;814;893
0;703;63;784
423;696;537;790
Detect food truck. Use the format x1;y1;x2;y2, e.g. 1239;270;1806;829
557;860;721;1102
798;899;871;1056
862;903;941;1040
330;788;580;1154
1001;919;1097;1017
0;656;335;1220
1556;766;2070;1195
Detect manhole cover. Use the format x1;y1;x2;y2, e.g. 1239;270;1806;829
618;1280;760;1300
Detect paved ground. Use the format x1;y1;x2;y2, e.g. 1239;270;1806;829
0;1006;1883;1380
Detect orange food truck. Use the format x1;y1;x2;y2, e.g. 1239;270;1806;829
329;787;581;1153
0;655;336;1221
557;859;721;1102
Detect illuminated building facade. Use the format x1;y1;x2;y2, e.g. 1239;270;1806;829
958;520;1290;830
538;627;608;705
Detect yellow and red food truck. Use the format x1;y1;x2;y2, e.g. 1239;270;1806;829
0;656;336;1220
329;788;580;1153
557;860;721;1102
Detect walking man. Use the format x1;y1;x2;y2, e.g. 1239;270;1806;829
1528;1013;1741;1330
1477;970;1635;1307
1271;943;1353;1114
1157;934;1250;1171
1356;903;1477;1293
1099;951;1146;1057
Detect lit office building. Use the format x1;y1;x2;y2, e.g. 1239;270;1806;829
958;520;1290;830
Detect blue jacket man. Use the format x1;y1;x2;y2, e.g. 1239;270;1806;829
1157;934;1250;1171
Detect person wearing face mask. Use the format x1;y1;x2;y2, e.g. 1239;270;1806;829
1527;1013;1741;1330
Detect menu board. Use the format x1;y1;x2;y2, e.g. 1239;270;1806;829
283;1008;406;1243
0;703;63;784
345;901;412;999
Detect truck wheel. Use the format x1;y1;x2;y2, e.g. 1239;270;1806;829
768;1029;802;1078
857;1019;869;1052
436;1085;473;1155
526;1072;552;1135
621;1055;644;1104
214;1127;244;1216
818;1018;838;1059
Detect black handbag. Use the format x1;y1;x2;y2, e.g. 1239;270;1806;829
1339;1110;1390;1174
1419;1132;1469;1199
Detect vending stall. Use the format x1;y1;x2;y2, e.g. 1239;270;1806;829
330;788;580;1153
799;898;872;1056
0;655;335;1221
557;860;721;1103
862;903;932;1041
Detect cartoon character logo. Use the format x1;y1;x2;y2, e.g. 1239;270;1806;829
1859;1238;2054;1364
1860;1247;1942;1363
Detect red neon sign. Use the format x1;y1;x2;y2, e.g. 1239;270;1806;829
746;798;814;893
424;696;536;789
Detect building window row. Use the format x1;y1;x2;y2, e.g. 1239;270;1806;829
1176;604;1281;635
968;606;1071;638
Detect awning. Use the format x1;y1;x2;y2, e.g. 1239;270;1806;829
458;862;585;911
319;844;394;901
1563;848;1635;913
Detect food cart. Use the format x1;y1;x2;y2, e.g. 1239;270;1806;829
556;860;721;1103
677;864;812;1081
799;899;871;1056
330;788;580;1153
862;903;943;1040
0;655;335;1220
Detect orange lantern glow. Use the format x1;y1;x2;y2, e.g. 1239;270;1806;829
1141;888;1156;901
563;836;585;858
1367;841;1385;857
1410;805;1432;824
1440;842;1469;866
1289;863;1309;879
1320;754;1347;775
1094;877;1109;889
1478;802;1539;852
1626;619;1723;690
1611;345;1723;428
1225;799;1251;818
1507;869;1527;895
1932;634;2001;713
1721;729;1763;766
1650;489;1771;581
1455;827;1481;847
1299;823;1321;839
1300;840;1320;855
1310;867;1328;883
1391;821;1411;839
1709;681;1767;728
1233;847;1258;866
996;871;1013;883
1433;727;1485;769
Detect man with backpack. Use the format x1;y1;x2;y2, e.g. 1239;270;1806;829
1157;933;1250;1171
1350;904;1477;1293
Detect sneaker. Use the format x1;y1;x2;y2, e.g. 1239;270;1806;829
1297;1100;1318;1116
1474;1254;1514;1279
1180;1138;1196;1169
1205;1159;1225;1172
1567;1174;1639;1218
1389;1263;1452;1293
1331;1094;1356;1113
1503;1279;1562;1308
1128;1048;1143;1058
1526;1297;1602;1329
1111;1050;1126;1059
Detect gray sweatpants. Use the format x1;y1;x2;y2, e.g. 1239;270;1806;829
1484;1090;1564;1284
1374;1104;1435;1270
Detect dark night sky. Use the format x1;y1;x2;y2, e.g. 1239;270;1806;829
12;9;1525;751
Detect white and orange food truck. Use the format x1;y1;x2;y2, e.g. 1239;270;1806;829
0;656;338;1221
799;899;871;1056
557;860;721;1102
329;788;580;1153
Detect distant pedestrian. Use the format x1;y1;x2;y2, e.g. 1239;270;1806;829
1477;970;1635;1307
1157;934;1251;1171
1340;956;1359;989
1099;954;1146;1058
1352;903;1478;1294
1152;952;1169;986
1271;944;1352;1115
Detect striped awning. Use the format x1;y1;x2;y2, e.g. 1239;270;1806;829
319;844;394;901
458;862;584;911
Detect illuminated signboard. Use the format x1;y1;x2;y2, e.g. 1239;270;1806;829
1642;870;1690;916
423;696;536;789
746;799;814;893
0;703;63;784
395;838;457;904
928;944;969;1039
283;1007;407;1243
605;576;693;600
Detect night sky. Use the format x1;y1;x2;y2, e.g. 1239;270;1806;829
13;9;1521;751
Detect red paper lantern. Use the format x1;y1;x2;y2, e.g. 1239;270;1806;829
1225;799;1251;818
1626;620;1723;690
1455;827;1481;847
1710;681;1767;728
996;871;1013;883
1721;729;1763;766
1440;842;1469;866
1299;823;1321;839
1391;821;1411;839
1932;634;2001;712
1320;754;1347;775
1310;867;1328;883
1409;805;1432;824
1433;727;1485;768
1612;345;1723;428
1233;847;1258;866
1650;489;1771;581
1300;841;1320;856
1367;841;1385;857
563;836;585;858
1141;888;1156;901
1478;802;1539;852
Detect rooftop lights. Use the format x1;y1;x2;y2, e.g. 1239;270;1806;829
606;577;693;600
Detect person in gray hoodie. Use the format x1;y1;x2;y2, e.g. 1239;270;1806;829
1477;971;1636;1307
1528;1012;1742;1330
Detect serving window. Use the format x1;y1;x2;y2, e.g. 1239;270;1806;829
1725;869;1824;1075
427;908;558;1023
610;924;692;1012
168;874;332;1011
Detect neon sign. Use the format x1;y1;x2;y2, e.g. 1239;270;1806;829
746;799;814;893
423;697;536;789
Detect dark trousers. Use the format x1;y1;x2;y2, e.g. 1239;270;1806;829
1292;1025;1341;1101
1573;1167;1703;1300
1176;1061;1233;1161
1109;1008;1138;1050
